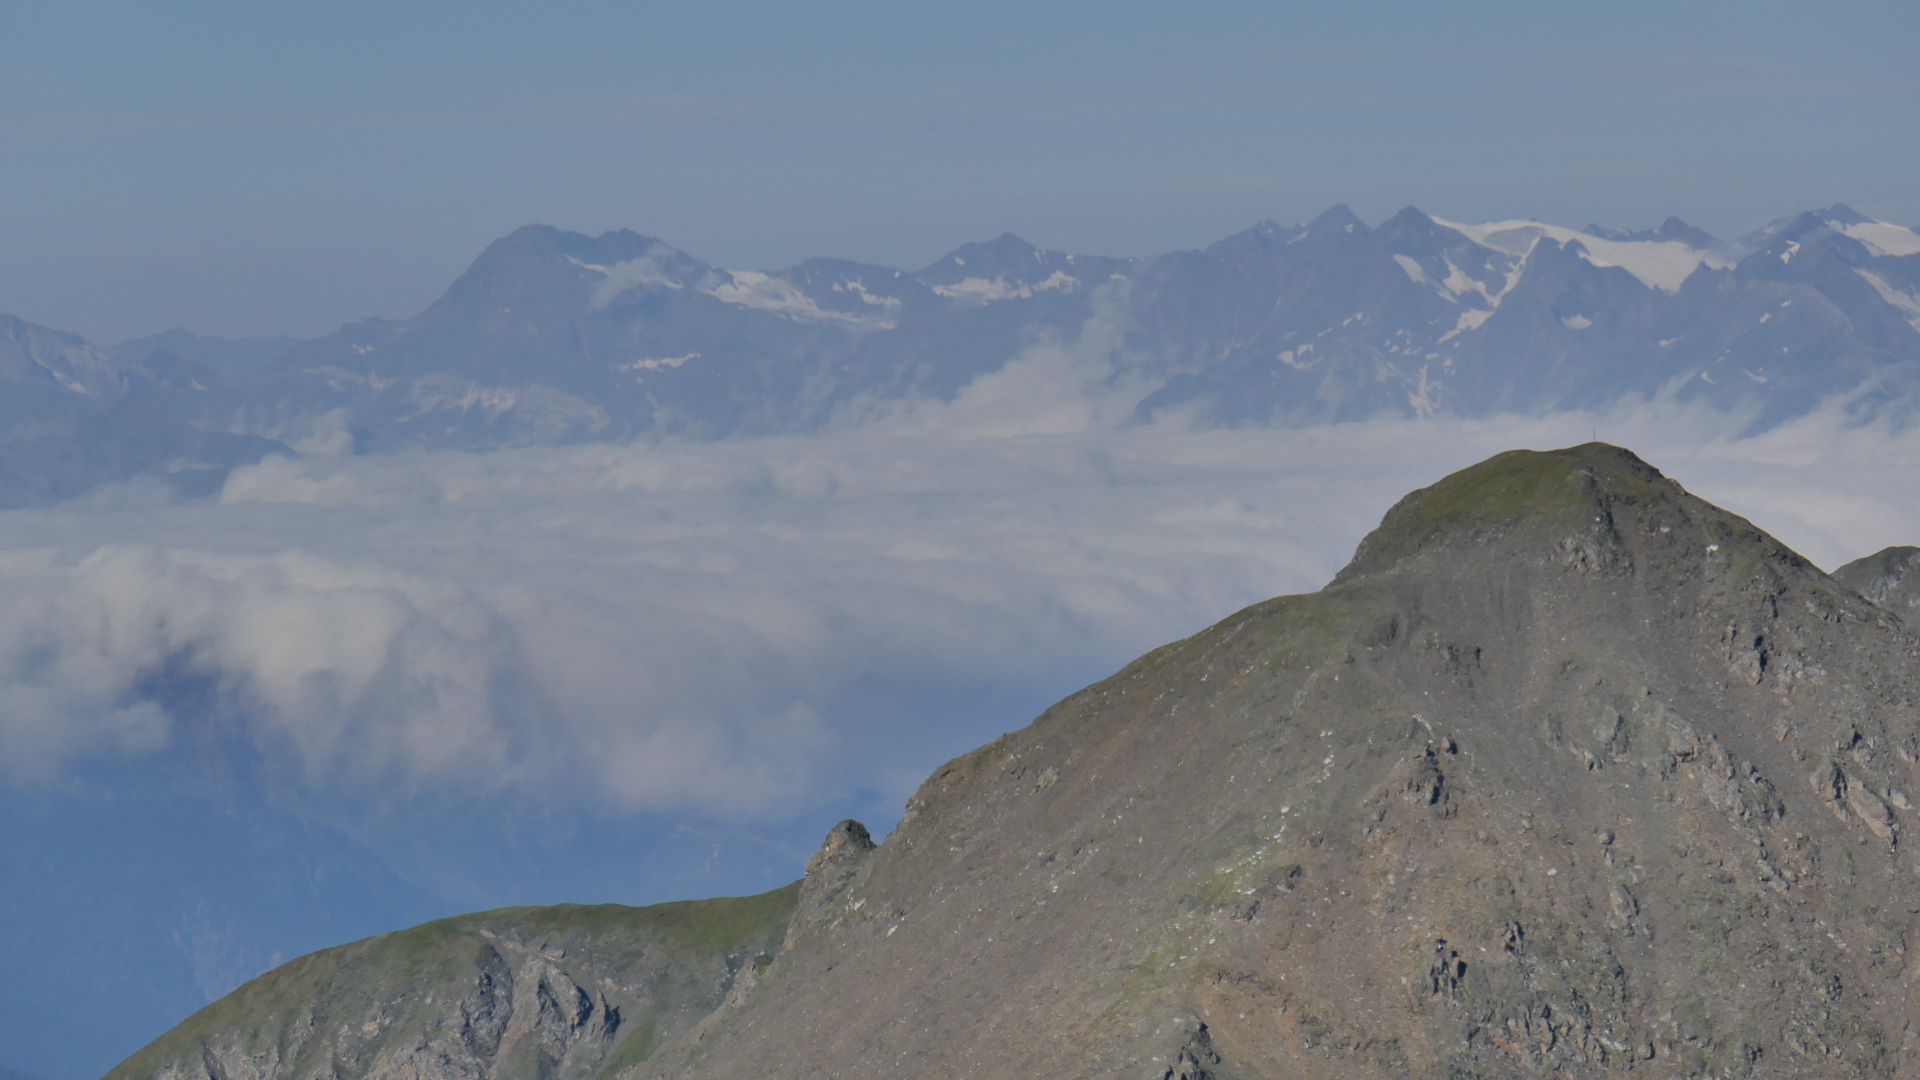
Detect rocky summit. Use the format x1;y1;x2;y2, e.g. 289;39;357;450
111;444;1920;1078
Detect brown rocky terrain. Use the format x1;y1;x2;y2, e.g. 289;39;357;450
111;443;1920;1079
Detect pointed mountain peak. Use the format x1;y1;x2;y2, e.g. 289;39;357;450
1202;219;1307;258
1305;203;1370;238
484;225;678;266
1740;208;1842;251
925;233;1039;268
1654;216;1718;247
1835;546;1920;615
1375;206;1447;245
913;232;1090;287
1382;205;1436;228
1583;218;1717;248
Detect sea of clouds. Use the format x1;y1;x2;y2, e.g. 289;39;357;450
3;383;1918;829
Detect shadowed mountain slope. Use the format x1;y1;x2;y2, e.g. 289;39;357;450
1837;547;1920;628
109;444;1920;1079
0;315;286;506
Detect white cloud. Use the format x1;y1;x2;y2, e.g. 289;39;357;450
3;392;1919;815
842;285;1147;437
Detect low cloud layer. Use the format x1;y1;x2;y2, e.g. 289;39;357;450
3;393;1918;817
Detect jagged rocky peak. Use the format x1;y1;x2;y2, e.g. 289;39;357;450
1302;202;1370;239
1652;215;1718;247
107;443;1920;1080
1836;545;1920;623
1376;204;1438;233
782;820;878;949
1585;217;1718;248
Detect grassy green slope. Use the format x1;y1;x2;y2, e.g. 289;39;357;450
105;883;799;1080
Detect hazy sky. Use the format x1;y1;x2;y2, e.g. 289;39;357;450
3;0;1916;342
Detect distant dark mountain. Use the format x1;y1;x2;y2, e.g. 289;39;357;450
1586;216;1718;248
1835;546;1920;624
110;328;302;375
0;316;288;506
111;444;1920;1079
193;204;1920;451
6;203;1920;489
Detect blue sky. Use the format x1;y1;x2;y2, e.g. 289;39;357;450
2;0;1916;341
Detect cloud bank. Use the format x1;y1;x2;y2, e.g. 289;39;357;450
3;392;1918;817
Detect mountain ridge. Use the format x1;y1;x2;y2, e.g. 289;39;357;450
5;204;1920;505
107;442;1920;1080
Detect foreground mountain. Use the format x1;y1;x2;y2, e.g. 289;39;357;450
114;443;1920;1078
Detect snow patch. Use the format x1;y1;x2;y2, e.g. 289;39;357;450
1562;315;1593;330
616;353;702;375
1438;308;1495;343
831;280;904;309
1857;269;1920;332
1832;219;1920;258
1406;366;1439;417
571;251;687;310
304;366;397;393
1435;217;1729;293
933;271;1078;302
406;375;610;439
705;271;883;325
1393;254;1427;284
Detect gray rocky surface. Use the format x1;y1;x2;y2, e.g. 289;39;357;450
109;443;1920;1078
637;443;1920;1078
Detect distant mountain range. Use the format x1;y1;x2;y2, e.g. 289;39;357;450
3;204;1918;503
